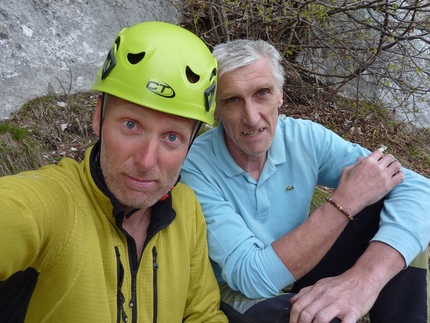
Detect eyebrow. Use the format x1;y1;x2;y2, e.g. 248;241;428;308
219;82;276;99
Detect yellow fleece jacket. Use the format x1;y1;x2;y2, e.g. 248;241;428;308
0;145;227;323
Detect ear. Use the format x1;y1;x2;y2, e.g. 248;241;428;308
92;95;103;138
214;108;220;120
214;100;222;120
277;88;284;108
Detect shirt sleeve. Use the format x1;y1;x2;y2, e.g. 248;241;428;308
312;122;430;265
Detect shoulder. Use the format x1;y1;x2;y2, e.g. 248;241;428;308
275;116;333;146
183;127;218;169
278;115;327;132
188;127;216;155
1;161;78;196
171;182;201;211
0;157;90;224
170;183;206;236
172;181;195;196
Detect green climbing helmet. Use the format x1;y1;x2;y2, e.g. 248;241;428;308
92;21;217;124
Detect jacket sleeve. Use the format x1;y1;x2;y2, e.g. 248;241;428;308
0;171;74;280
182;195;228;323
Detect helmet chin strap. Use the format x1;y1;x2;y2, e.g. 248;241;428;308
189;121;202;150
94;93;107;168
99;93;108;141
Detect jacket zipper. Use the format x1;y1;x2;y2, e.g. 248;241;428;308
115;247;128;323
130;269;137;322
152;246;158;323
117;245;158;322
125;234;139;323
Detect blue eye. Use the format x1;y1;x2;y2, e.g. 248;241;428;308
258;89;269;96
168;134;178;142
226;97;238;104
125;121;135;129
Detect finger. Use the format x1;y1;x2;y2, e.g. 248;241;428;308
291;297;340;323
382;157;403;176
290;286;312;304
297;298;362;323
289;289;314;323
386;159;401;171
378;154;400;169
391;168;404;184
367;149;385;161
340;313;361;323
310;302;353;323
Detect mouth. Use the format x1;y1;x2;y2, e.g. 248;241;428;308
125;174;157;189
243;128;264;137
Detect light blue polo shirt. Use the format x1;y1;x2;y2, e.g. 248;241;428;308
181;117;430;299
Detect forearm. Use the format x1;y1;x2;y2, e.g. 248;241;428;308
350;241;405;291
273;149;403;280
272;199;352;279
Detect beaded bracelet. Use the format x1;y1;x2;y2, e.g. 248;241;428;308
325;196;354;221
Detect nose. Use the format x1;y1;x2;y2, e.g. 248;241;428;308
242;100;260;126
134;137;158;171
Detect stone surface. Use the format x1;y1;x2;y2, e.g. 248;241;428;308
0;0;180;119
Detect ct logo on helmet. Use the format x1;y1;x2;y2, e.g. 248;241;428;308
146;80;176;98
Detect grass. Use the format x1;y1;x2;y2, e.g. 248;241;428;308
0;92;98;176
0;124;42;176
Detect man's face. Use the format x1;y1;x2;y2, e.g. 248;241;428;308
93;96;195;212
215;58;283;162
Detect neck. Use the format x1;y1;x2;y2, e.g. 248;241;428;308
122;208;152;262
240;155;266;181
225;136;266;181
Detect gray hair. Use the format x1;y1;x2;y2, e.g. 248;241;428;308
212;39;285;89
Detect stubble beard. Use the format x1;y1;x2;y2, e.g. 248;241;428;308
100;147;179;211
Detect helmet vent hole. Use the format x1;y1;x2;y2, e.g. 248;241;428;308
127;52;145;65
186;66;200;84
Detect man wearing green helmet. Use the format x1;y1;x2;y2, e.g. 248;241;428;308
0;21;226;322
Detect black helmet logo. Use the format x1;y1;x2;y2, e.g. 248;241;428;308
146;80;175;98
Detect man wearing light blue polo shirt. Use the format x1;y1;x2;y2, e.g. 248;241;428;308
181;39;430;323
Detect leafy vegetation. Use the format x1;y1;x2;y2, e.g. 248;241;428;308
176;0;430;177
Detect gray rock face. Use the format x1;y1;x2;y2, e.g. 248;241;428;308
0;0;180;119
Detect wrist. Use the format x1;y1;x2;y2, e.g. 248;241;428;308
325;196;354;221
350;242;405;291
329;191;363;216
